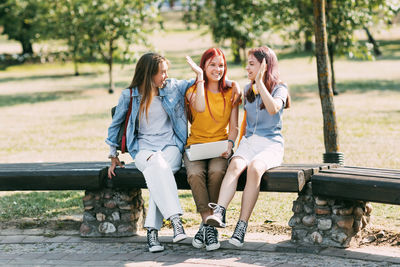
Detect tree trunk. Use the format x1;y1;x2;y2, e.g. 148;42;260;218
327;43;338;95
108;40;114;94
21;40;33;55
72;49;79;76
304;30;314;52
312;0;340;154
232;41;241;64
364;27;382;56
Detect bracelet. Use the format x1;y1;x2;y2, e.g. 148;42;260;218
196;80;205;85
228;139;235;147
108;152;119;159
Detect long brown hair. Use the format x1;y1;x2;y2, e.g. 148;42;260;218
129;52;167;119
187;48;229;123
245;46;291;110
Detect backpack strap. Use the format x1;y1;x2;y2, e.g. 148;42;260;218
121;88;133;153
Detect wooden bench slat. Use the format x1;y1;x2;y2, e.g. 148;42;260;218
0;162;107;190
319;168;400;180
312;172;400;205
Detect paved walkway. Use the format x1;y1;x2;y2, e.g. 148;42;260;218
0;228;399;266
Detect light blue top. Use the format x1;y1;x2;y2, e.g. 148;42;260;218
106;78;195;159
244;83;288;144
137;96;175;151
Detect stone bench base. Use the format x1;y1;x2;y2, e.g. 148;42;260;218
80;188;144;237
289;182;371;248
80;183;371;248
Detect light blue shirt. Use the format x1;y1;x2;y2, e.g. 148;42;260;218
244;83;288;144
106;78;195;159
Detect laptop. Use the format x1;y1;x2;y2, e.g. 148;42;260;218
185;140;228;161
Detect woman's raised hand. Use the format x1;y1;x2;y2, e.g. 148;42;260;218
186;56;203;80
256;58;267;83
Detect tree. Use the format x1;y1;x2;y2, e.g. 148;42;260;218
269;0;397;95
312;0;341;163
0;0;49;55
80;0;161;93
49;0;92;76
183;0;271;63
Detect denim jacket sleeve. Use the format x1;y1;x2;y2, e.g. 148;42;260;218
175;78;196;96
105;89;132;147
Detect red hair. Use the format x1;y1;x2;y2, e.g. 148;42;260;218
187;48;230;122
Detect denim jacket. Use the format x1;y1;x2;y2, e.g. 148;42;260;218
106;78;195;159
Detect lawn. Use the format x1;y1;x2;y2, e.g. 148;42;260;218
0;11;399;235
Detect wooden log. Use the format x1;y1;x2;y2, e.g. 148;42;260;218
0;162;106;190
312;172;400;205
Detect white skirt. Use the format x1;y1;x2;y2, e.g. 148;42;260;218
232;135;284;170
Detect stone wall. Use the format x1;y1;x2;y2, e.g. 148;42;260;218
80;188;144;237
289;182;372;248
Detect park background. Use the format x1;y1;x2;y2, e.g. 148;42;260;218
0;1;399;245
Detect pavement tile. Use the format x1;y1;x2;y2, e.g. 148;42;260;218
0;253;21;260
63;236;82;243
0;229;23;235
18;252;47;259
296;245;324;254
21;229;44;235
275;241;299;253
256;243;278;252
44;235;71;243
37;252;70;260
0;259;11;265
0;235;26;244
84;260;127;266
7;258;48;265
20;235;46;243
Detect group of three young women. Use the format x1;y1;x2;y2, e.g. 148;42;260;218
106;46;290;253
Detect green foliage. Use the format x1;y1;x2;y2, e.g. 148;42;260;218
183;0;271;63
0;0;50;54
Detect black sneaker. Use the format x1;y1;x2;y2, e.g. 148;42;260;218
170;216;187;243
192;223;205;249
147;229;164;253
204;224;220;251
229;220;248;247
205;203;226;228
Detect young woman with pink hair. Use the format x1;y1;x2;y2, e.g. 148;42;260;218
206;46;291;247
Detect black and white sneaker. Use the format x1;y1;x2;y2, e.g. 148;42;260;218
204;224;220;251
229;220;248;247
205;203;226;228
192;223;205;249
170;215;187;243
147;229;164;253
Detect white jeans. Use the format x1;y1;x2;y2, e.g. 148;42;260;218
134;145;183;230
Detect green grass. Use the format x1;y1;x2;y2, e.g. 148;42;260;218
0;191;83;221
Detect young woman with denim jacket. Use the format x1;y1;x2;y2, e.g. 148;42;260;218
183;48;240;251
106;52;205;253
206;46;291;247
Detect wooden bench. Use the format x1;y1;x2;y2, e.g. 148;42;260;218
312;166;400;205
0;162;331;192
1;162;399;248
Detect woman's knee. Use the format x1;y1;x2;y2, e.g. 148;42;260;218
228;157;247;174
247;160;267;177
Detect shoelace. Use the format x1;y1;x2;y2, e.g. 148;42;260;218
204;225;218;244
147;230;160;246
232;221;247;241
194;225;204;241
171;217;184;236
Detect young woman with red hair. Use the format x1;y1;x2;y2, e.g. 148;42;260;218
206;46;291;247
184;48;240;251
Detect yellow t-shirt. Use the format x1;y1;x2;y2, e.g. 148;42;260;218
186;85;233;146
